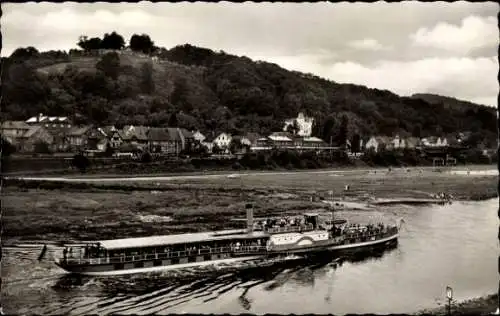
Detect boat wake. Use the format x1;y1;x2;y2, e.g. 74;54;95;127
5;243;397;315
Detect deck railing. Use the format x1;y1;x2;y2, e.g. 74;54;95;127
62;228;399;266
63;245;269;266
265;224;314;234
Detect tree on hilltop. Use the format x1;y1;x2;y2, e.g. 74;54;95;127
10;47;39;60
129;34;155;54
100;32;125;50
77;36;102;51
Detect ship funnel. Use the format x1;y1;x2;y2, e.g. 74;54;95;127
246;203;254;233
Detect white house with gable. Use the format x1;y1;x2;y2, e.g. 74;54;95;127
213;132;232;149
192;130;206;143
283;112;314;137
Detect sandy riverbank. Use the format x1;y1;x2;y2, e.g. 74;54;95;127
417;293;498;315
3;166;497;245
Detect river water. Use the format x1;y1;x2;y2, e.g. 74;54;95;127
3;198;498;315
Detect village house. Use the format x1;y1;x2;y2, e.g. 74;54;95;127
177;128;194;152
0;121;31;150
147;128;175;153
231;135;252;147
283;112;315;137
65;125;108;152
421;136;448;147
212;132;232;150
230;135;253;154
25;113;72;129
302;136;328;149
146;127;189;155
192;130;206;144
66;126;91;150
85;128;108;151
121;125;150;150
98;126;123;149
365;136;392;152
404;137;422;149
392;135;406;150
18;125;55;153
268;132;294;148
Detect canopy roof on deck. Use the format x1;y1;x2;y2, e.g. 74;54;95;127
95;229;269;251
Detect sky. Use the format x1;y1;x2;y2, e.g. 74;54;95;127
2;2;499;107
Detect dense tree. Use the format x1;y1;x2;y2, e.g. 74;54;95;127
96;52;121;80
286;119;300;136
333;115;349;147
10;47;39;60
130;34;155;54
72;153;91;173
77;36;103;51
1;43;497;150
139;62;155;94
101;32;125;50
351;134;361;153
1;137;16;156
168;112;179;127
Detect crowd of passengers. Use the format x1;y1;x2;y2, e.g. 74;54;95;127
256;216;313;231
65;239;269;262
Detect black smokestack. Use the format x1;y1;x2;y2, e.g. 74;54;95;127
246;203;254;233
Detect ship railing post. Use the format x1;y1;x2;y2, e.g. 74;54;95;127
155;253;158;260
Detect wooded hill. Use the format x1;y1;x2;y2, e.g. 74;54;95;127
2;43;497;148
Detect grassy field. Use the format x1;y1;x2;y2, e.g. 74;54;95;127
3;167;497;245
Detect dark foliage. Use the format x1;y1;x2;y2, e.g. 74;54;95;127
101;32;126;50
77;36;102;51
34;141;51;154
2;42;497;147
130;34;156;54
72;153;91;173
1;137;16;157
96;52;121;80
140;152;152;163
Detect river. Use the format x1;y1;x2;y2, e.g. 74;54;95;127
3;198;498;315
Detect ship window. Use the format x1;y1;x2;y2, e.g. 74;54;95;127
115;263;124;270
134;261;144;268
172;258;180;265
153;260;162;267
188;256;196;263
203;255;211;261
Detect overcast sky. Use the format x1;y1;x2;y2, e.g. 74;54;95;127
3;2;498;107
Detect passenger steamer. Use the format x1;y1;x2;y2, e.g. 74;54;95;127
55;204;403;276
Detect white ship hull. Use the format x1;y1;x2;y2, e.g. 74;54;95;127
56;255;264;276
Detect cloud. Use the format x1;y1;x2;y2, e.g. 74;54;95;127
410;15;498;54
347;38;390;51
263;55;498;107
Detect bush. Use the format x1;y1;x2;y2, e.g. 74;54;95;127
232;162;243;170
141;152;152;163
71;154;91;173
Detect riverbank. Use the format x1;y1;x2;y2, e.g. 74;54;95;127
3;166;497;245
417;293;498;315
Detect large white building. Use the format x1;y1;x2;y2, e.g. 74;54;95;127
283;112;314;137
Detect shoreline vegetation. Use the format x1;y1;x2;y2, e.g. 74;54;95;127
3;165;497;245
2;147;497;177
417;293;498;315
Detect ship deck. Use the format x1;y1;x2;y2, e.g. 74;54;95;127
90;229;270;251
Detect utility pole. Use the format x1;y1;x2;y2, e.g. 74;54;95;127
446;286;453;316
